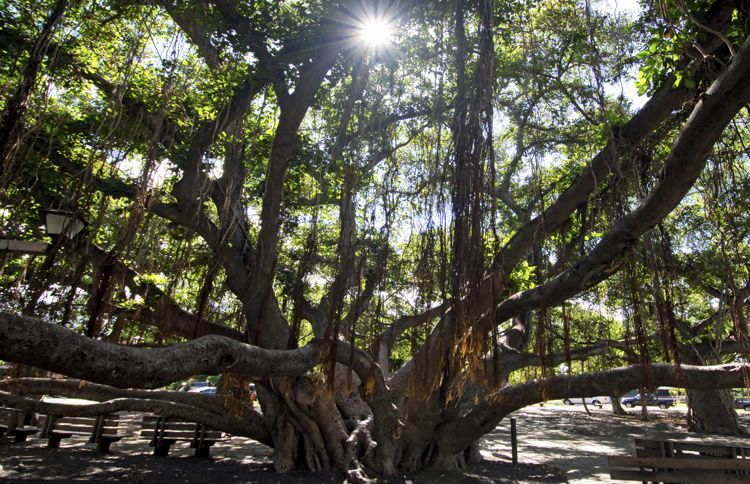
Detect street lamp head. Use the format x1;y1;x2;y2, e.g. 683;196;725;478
42;209;87;239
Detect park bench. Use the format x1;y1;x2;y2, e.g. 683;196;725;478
139;415;223;457
608;438;750;482
0;407;38;442
39;414;124;452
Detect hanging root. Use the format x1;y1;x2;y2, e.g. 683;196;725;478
344;415;376;464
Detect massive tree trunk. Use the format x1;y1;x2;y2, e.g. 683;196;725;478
681;345;746;435
686;388;745;435
2;311;750;479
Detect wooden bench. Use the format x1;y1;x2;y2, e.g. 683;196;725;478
139;415;223;457
0;407;38;442
609;438;750;482
40;414;124;452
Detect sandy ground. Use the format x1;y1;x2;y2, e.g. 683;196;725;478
0;403;748;483
483;403;750;483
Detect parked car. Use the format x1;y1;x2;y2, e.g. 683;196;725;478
562;396;610;407
190;386;217;395
734;397;750;411
179;380;210;392
621;391;676;409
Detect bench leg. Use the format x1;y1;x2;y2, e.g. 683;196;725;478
194;444;211;458
96;439;112;453
48;435;63;449
153;441;171;457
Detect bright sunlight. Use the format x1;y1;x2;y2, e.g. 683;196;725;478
358;17;394;48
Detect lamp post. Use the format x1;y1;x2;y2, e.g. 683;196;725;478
0;209;86;255
42;209;87;239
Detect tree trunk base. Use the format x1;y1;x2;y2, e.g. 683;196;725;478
686;388;747;436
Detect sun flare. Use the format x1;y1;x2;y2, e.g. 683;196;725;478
358;18;394;48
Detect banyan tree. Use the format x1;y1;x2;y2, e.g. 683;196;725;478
1;0;750;480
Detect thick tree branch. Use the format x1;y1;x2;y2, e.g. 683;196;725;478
0;390;270;445
0;377;232;413
491;79;692;278
488;34;750;328
0;311;401;459
243;52;339;347
0;312;390;400
159;2;222;69
0;312;325;386
435;363;750;455
502;338;631;373
376;303;447;374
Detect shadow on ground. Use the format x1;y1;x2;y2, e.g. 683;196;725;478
4;406;746;482
0;441;566;483
483;405;750;482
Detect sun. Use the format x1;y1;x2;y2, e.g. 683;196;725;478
358;17;394;48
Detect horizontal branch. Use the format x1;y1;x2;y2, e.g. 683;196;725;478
0;312;401;451
0;390;270;444
0;312;393;411
0;377;225;411
435;363;750;454
0;312;323;387
503;338;627;373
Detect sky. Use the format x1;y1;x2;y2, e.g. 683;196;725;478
599;0;641;17
598;0;649;109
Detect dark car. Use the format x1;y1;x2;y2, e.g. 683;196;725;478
621;392;676;409
734;397;750;411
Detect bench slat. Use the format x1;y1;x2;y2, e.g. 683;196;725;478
53;423;96;431
610;468;749;483
55;417;98;424
141;430;214;439
140;427;196;436
609;456;750;471
613;439;750;482
141;420;200;429
673;443;742;456
635;449;667;458
141;416;196;424
161;423;202;430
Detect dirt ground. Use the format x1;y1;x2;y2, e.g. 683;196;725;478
483;404;750;483
0;403;748;483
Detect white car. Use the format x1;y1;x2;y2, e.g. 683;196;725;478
189;386;217;395
562;396;610;406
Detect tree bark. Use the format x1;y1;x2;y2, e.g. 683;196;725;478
686;388;746;435
2;309;750;477
610;394;627;416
